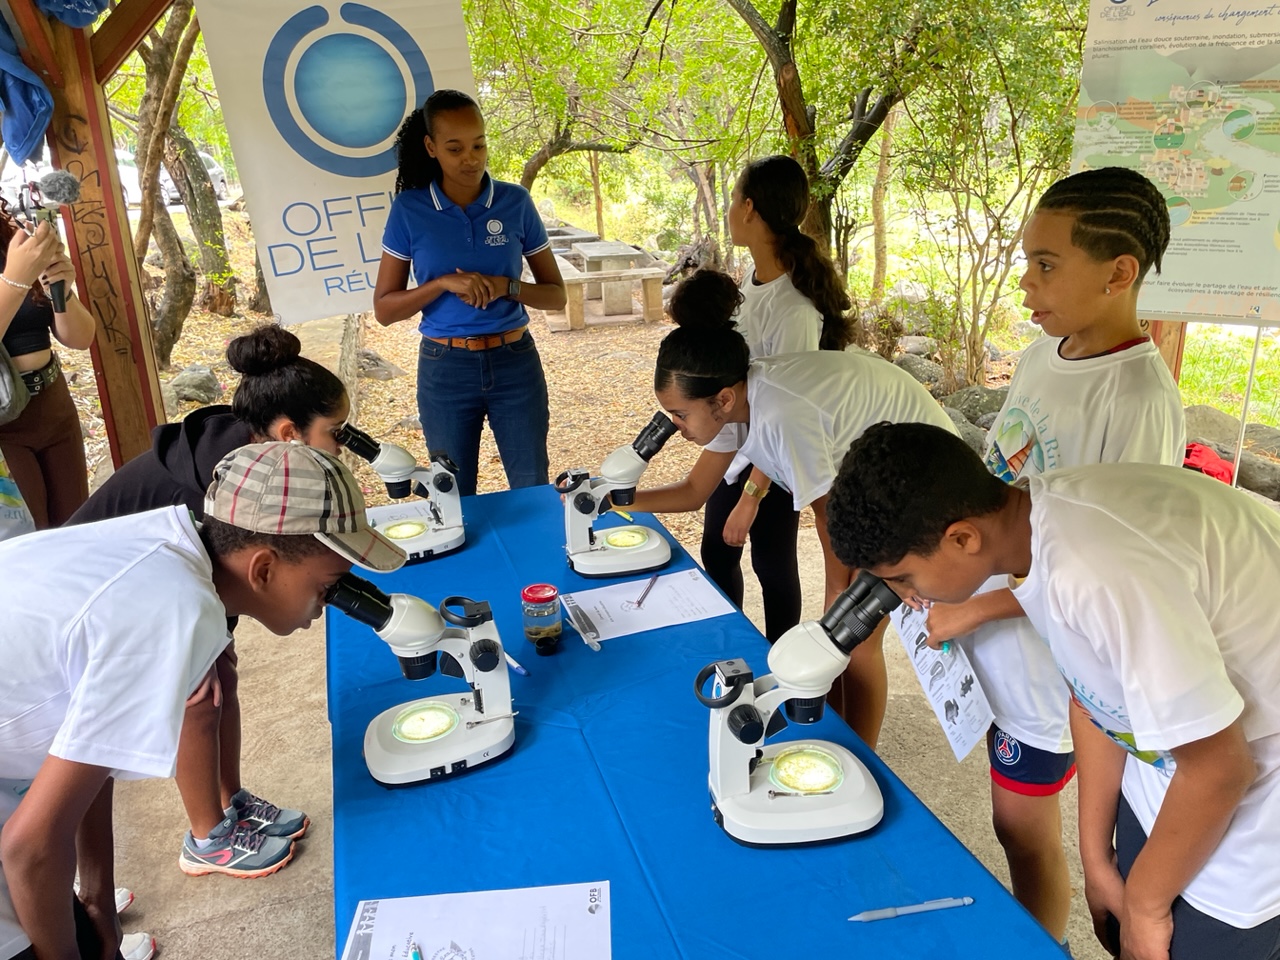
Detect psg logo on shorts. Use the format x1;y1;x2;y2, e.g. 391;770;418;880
994;730;1022;766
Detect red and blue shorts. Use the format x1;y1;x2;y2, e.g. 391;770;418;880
986;724;1076;797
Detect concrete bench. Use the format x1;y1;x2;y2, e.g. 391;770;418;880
544;255;666;330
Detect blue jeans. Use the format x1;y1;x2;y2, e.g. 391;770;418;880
416;331;550;497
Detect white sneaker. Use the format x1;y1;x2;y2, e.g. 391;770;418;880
71;878;135;914
121;932;156;960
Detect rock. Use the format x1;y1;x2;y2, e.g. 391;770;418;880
161;380;180;418
397;416;422;432
893;354;944;391
888;279;930;304
942;406;969;431
975;411;999;431
1185;404;1244;448
898;335;938;357
943;385;1009;424
358;348;407;381
1245;423;1280;458
1012;320;1043;340
599;350;644;361
169;365;221;404
1204;441;1280;501
985;340;1003;361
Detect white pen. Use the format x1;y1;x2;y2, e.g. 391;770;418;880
504;651;529;677
848;896;973;922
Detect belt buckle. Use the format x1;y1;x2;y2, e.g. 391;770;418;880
463;333;497;351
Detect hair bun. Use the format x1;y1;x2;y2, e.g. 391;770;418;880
668;269;743;331
226;324;303;376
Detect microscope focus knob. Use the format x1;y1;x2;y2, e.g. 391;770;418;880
573;492;596;515
433;472;454;494
727;704;764;744
469;637;501;672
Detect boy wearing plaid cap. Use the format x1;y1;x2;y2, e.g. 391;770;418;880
0;443;403;960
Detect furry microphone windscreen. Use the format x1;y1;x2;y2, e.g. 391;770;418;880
37;170;82;206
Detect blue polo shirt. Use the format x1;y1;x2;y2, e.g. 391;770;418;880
381;175;550;338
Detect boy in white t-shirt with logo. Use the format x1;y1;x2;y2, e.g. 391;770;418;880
0;443;404;960
896;167;1185;943
830;422;1280;960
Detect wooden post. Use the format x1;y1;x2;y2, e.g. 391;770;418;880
641;277;663;323
1148;320;1187;382
12;6;165;465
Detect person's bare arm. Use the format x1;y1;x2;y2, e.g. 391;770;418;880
43;249;96;350
75;778;122;960
0;221;60;340
811;494;854;607
0;756;114;960
1071;699;1127;954
505;247;566;312
720;465;771;548
1121;721;1255;960
630;449;734;514
923;588;1027;648
372;254;453;326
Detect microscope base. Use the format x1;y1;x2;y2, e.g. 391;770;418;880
366;503;465;563
363;693;515;786
567;525;671;578
709;741;883;846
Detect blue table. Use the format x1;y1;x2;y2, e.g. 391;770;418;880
327;486;1062;958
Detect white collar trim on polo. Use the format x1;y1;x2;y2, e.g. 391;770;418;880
428;177;495;211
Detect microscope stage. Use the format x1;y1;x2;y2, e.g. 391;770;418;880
364;692;514;786
367;502;465;563
710;740;883;846
568;524;671;578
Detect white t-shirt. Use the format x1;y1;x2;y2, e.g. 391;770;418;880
0;507;230;958
962;337;1185;752
705;272;823;476
737;351;958;510
1012;464;1280;928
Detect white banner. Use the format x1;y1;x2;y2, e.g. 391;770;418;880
1072;0;1280;327
200;0;476;324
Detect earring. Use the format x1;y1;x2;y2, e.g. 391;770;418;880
1104;286;1111;294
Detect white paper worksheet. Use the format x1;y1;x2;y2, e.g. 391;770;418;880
560;569;736;643
339;880;611;960
890;606;995;762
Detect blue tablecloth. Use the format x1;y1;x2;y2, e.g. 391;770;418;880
327;485;1062;958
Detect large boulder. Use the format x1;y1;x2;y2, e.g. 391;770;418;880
975;411;999;431
1011;320;1043;340
1184;404;1242;448
898;335;937;357
1245;423;1280;459
358;348;407;381
1204;441;1280;501
943;385;1009;424
941;406;987;455
169;365;221;404
893;354;944;393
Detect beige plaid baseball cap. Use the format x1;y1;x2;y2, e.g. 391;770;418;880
205;442;406;574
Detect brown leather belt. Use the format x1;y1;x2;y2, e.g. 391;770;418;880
19;354;60;396
426;326;527;351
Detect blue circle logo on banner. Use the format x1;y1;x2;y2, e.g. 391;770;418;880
263;3;434;177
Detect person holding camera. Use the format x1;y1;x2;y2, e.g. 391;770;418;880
0;210;96;528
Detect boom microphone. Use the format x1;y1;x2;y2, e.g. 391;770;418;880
35;170;82;313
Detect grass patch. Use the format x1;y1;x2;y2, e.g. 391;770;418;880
1180;324;1280;427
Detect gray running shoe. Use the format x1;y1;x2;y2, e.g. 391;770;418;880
227;788;310;839
179;816;294;878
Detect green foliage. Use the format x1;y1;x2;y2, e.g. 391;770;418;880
1180;326;1280;428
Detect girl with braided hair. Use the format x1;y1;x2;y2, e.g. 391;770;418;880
373;90;566;496
696;155;856;642
909;166;1185;947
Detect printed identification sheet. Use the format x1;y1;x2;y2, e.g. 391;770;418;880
340;880;611;960
560;569;735;642
890;605;995;762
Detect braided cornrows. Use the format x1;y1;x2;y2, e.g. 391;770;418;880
1036;167;1171;285
392;89;481;195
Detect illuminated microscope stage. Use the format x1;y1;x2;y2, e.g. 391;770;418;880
366;501;465;563
364;693;515;785
712;741;883;847
569;523;672;578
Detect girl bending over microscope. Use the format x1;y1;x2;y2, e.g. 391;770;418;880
629;269;956;750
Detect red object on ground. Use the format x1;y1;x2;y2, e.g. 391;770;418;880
1184;442;1235;485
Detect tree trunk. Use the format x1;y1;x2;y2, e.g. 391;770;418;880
250;249;273;314
149;202;197;368
870;107;898;305
166;122;236;316
588;150;605;239
720;166;735;272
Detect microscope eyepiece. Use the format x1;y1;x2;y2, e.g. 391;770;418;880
632;412;678;462
819;571;902;655
325;573;394;631
334;423;383;463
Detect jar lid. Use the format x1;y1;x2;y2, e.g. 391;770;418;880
521;583;559;603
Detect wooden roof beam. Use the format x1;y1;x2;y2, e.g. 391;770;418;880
90;0;174;83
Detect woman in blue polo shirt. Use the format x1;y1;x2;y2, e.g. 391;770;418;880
374;90;567;496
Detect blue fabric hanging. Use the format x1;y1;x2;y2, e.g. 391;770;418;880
0;16;54;165
32;0;108;29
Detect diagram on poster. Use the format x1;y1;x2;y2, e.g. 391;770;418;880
340;880;611;960
1072;0;1280;324
890;606;994;761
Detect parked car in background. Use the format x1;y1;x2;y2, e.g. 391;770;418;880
114;150;143;207
159;151;230;202
0;158;53;210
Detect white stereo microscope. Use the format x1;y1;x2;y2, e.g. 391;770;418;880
556;412;678;577
327;574;515;786
337;423;465;562
695;571;902;846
